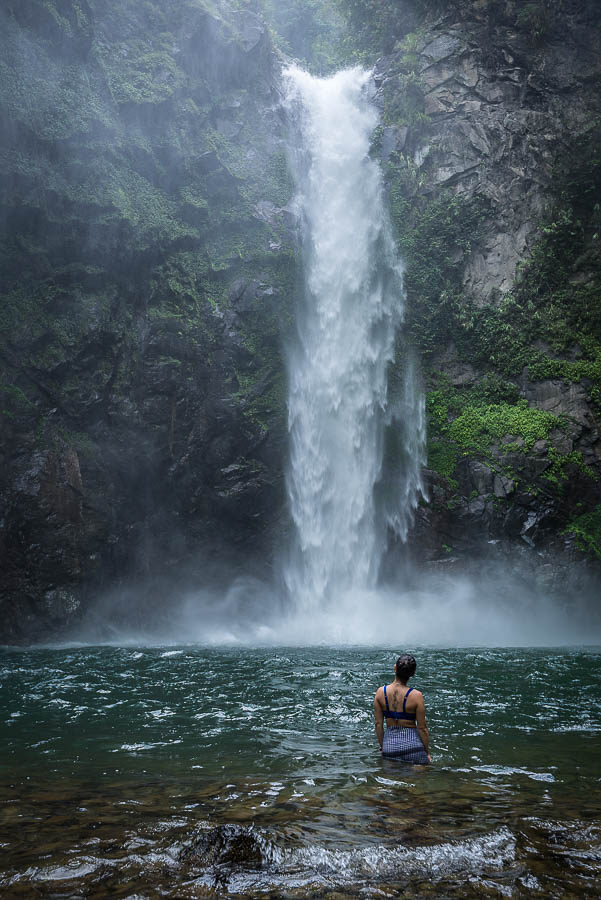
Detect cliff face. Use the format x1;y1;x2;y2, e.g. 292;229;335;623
0;0;295;641
2;0;600;642
372;0;601;588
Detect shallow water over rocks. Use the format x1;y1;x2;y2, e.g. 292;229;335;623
1;646;600;897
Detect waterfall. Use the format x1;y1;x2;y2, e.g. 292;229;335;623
282;65;426;614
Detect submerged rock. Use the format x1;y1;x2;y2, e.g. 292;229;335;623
180;824;271;870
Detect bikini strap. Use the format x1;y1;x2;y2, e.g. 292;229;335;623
402;687;414;712
383;685;390;713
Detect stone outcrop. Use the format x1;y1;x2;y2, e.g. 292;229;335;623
377;2;601;303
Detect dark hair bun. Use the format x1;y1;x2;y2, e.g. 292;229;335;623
395;653;417;681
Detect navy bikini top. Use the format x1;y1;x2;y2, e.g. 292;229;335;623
383;685;416;721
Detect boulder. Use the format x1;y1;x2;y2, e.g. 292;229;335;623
180;824;271;870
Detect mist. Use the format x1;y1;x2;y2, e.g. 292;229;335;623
62;563;600;648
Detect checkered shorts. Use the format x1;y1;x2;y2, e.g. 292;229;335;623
382;726;429;764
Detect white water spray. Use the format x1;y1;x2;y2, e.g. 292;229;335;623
282;66;425;612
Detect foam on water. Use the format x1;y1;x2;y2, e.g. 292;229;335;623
185;826;516;893
5;828;515;890
283;826;516;880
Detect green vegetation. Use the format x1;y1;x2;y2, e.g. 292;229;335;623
96;41;186;105
446;399;558;454
391;190;490;356
462;134;601;377
234;365;287;434
387;162;600;391
512;1;597;45
423;372;598;503
365;10;601;527
369;28;429;132
427;440;458;482
257;0;346;72
543;448;596;487
0;0;298;483
0;383;35;420
425;382;563;481
515;1;553;41
382;92;601;507
562;505;601;560
403;117;601;375
334;0;426;56
335;0;600;58
1;0;599;591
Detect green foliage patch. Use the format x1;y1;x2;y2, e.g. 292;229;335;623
0;21;112;139
424;375;575;490
0;0;299;478
386;117;601;413
95;41;186;105
335;0;426;56
257;0;346;72
562;504;601;560
447;399;559;454
390;190;490;357
0;382;35;421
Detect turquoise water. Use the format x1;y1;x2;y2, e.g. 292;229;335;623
1;646;600;897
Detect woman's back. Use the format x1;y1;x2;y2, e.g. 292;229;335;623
373;654;431;765
382;682;419;723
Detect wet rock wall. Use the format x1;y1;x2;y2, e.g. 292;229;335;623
372;0;601;589
0;0;295;641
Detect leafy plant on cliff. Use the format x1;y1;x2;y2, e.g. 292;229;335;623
257;0;346;71
396;123;601;404
456;129;601;393
335;0;447;55
422;376;593;497
391;191;489;357
515;1;554;42
0;0;297;499
428;384;557;445
562;505;601;560
95;41;186;105
447;399;559;454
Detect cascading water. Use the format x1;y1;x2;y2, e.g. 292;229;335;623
282;66;426;614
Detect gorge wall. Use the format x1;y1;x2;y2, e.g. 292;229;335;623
0;0;296;641
366;0;601;594
1;0;600;642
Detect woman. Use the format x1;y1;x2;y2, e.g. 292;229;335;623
374;653;431;764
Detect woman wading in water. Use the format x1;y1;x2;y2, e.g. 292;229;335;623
374;654;431;764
